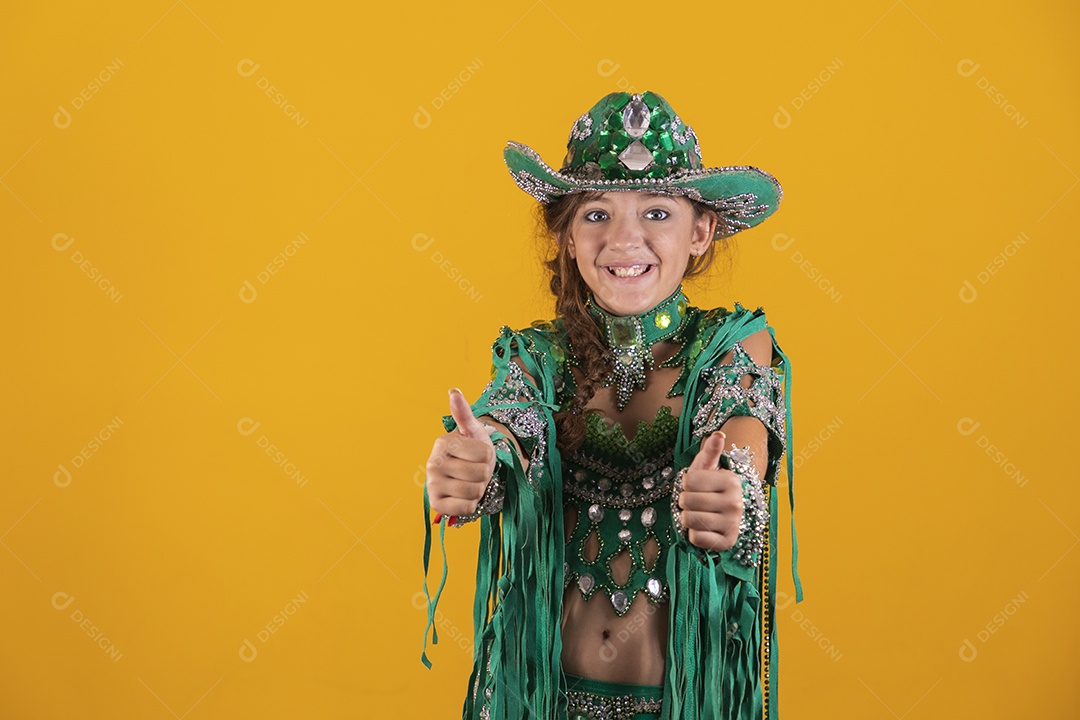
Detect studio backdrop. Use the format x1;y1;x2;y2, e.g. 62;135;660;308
2;1;1077;718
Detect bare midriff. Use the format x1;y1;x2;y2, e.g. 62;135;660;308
559;344;684;687
560;529;670;685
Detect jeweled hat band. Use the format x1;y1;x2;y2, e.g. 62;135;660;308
560;91;702;183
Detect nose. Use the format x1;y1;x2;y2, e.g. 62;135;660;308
605;212;645;250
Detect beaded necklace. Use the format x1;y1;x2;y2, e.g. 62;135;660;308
585;285;690;411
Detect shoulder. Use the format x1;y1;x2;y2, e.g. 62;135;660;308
488;317;567;386
690;301;777;367
492;317;566;358
692;300;769;329
734;327;773;367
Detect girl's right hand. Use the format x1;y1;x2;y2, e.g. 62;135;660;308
425;388;498;519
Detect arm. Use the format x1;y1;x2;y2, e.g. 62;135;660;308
693;327;787;487
436;343;546;526
476;355;534;474
677;328;784;565
713;329;773;482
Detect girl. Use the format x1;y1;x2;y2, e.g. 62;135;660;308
420;91;804;720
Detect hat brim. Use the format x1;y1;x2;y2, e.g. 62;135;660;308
504;141;782;238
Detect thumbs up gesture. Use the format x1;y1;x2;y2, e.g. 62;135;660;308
675;431;744;553
426;388;498;522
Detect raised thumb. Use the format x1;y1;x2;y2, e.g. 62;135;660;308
448;388;485;439
690;431;726;471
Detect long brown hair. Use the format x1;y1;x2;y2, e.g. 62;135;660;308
536;191;728;455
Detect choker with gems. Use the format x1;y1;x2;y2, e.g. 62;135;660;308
585;286;689;411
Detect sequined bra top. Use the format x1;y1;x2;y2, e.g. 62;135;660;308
562;404;680;617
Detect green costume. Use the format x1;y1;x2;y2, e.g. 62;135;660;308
421;287;803;719
419;91;804;720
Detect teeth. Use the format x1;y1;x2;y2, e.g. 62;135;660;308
609;265;648;277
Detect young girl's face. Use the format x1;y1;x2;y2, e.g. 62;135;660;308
567;191;714;317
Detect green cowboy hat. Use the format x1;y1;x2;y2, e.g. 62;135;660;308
503;90;783;238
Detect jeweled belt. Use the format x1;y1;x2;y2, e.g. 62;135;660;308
563;448;676;509
566;688;663;720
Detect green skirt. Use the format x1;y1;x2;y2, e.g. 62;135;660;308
563;671;664;720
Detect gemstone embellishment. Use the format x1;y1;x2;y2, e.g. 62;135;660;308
618;140;653;171
571;112;593;141
578;573;595;594
622;95;650;139
646;577;662;598
612;590;629;613
586;287;688;412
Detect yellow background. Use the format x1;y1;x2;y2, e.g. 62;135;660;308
2;1;1077;717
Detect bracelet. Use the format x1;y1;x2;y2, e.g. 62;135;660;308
670;467;691;541
449;436;511;528
727;445;768;568
669;444;768;567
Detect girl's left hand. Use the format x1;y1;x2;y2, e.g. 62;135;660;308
676;431;744;552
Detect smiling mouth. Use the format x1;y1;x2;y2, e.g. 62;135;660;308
605;264;654;278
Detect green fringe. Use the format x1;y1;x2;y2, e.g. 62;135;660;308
663;547;763;720
421;306;804;720
422;327;567;719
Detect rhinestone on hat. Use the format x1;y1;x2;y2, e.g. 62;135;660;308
617;94;655;171
571;112;593;141
619;141;653;171
622;95;650;138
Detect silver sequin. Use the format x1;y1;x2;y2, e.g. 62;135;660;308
571;112;593;141
730;446;752;465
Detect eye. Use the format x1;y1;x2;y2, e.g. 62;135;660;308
583;209;608;222
644;208;670;220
